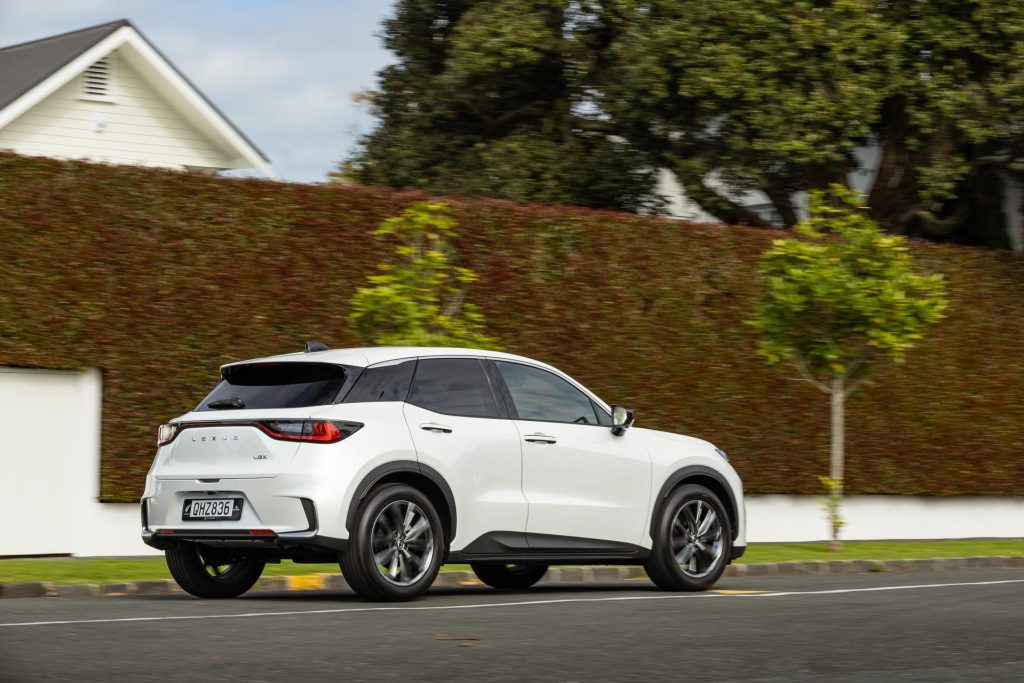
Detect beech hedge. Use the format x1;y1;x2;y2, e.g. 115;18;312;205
1;154;1022;501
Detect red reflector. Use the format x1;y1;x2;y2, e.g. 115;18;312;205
158;529;174;534
249;529;275;536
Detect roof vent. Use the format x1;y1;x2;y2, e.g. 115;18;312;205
304;340;329;353
81;59;113;102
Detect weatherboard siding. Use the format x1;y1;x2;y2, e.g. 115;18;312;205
0;49;232;170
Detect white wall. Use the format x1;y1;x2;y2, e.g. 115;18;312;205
0;368;160;558
746;494;1024;543
0;368;85;555
0;367;1020;557
0;48;234;171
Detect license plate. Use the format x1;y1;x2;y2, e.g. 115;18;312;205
183;498;242;521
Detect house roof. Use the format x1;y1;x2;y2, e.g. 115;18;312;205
0;20;128;112
0;19;272;175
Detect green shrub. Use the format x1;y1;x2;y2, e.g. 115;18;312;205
349;201;496;348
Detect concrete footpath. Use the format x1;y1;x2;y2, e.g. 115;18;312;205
2;555;1021;599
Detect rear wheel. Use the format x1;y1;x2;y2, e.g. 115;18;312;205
165;544;265;598
340;484;444;601
645;484;732;591
471;563;549;589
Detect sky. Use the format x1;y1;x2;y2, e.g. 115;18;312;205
0;0;396;182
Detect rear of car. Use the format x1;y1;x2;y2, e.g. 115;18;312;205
142;359;371;562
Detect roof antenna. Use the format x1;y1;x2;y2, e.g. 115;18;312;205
304;340;329;353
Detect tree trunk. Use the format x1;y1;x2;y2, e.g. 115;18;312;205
763;182;800;227
667;160;773;228
830;376;845;486
868;96;917;233
829;376;845;551
804;161;849;192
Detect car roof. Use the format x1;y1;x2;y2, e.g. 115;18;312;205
222;346;560;372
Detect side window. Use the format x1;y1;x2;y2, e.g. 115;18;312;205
408;358;501;418
495;361;599;425
343;359;416;403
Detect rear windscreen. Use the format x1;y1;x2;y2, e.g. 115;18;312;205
196;362;350;411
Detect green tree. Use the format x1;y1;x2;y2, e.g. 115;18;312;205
339;0;662;213
605;0;902;227
867;0;1024;246
349;201;497;348
748;186;948;548
346;0;1024;247
604;0;1024;244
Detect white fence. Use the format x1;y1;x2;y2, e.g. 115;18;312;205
1;367;1021;557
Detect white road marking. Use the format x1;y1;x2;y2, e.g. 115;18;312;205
1;579;1021;628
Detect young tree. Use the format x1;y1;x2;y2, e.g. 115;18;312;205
349;201;497;348
748;186;948;548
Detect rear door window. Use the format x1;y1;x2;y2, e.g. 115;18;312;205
197;362;350;411
343;359;416;403
408;358;501;418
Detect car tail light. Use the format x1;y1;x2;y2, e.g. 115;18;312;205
156;419;362;445
255;419;362;444
157;423;179;446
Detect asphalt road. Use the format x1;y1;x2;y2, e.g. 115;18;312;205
1;568;1022;682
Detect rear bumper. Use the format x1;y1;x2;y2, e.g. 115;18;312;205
142;526;348;553
141;493;347;553
142;468;357;535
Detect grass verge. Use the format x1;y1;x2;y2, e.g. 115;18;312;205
1;539;1020;585
738;539;1023;564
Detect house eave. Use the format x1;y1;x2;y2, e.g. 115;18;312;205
0;23;273;178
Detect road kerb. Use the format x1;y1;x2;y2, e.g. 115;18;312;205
2;555;1021;599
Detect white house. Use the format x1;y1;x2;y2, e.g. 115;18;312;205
0;19;272;176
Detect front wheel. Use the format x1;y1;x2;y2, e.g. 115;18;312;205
340;484;444;601
471;563;548;589
165;544;265;598
645;484;732;591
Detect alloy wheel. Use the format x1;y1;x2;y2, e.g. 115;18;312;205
370;499;435;586
670;499;724;578
197;547;249;582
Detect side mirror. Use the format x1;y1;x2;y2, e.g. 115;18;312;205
610;404;635;436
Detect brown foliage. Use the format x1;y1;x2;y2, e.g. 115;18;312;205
1;154;1022;501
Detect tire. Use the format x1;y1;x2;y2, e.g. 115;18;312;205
165;543;265;598
471;563;549;590
340;483;444;601
645;484;732;591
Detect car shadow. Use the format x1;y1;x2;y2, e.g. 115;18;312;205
137;580;660;603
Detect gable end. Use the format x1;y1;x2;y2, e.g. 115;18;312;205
80;59;114;103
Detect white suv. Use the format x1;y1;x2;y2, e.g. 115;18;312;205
143;344;746;601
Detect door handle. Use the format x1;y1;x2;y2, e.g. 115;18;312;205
419;423;453;434
523;433;557;444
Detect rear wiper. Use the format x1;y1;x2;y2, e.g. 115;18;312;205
207;397;246;410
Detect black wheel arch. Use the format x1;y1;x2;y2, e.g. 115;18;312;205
346;461;457;544
651;466;739;541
